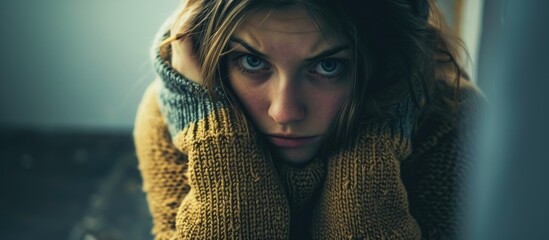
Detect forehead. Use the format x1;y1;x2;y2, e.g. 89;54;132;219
247;7;320;33
235;6;346;46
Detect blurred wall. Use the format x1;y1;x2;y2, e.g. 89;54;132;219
460;0;484;82
468;0;549;239
0;0;178;132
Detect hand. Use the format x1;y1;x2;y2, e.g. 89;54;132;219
170;1;203;85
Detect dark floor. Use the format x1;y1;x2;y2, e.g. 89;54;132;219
0;128;153;240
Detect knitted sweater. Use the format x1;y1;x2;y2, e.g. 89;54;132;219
133;32;485;240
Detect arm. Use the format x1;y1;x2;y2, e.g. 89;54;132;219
154;70;292;238
144;30;295;236
401;80;486;239
134;80;189;240
309;79;485;239
310;119;423;239
142;13;290;236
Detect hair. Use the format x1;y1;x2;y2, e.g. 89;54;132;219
159;0;469;151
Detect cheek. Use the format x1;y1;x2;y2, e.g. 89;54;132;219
311;88;350;125
228;75;268;123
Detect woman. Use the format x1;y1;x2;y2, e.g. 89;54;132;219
133;0;484;239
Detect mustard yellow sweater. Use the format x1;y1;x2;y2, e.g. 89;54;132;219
133;32;484;240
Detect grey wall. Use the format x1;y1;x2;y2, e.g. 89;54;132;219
0;0;178;132
466;0;549;239
436;0;457;28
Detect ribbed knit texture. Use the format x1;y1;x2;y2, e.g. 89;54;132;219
136;78;291;239
133;28;485;240
133;82;190;240
400;80;484;240
309;121;422;239
274;156;326;239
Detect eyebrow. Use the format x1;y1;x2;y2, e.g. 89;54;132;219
304;45;350;62
229;37;268;59
229;37;350;61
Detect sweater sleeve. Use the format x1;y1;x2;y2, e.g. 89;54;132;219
146;49;293;238
309;119;423;239
400;80;486;239
133;80;188;240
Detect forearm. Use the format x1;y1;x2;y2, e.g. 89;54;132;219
310;120;422;239
153;61;290;238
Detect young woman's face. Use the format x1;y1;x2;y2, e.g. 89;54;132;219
227;7;353;164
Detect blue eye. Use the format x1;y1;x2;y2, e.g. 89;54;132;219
240;55;267;71
314;59;344;76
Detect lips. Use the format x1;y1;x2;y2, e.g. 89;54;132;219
267;135;318;148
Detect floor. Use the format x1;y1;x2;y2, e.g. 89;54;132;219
0;128;153;240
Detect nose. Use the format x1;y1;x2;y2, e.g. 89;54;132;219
268;78;305;125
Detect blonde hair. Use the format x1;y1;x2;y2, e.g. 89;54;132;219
159;0;468;151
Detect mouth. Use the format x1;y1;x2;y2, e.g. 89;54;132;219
266;134;319;148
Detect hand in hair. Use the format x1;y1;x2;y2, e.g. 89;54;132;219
170;1;203;85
